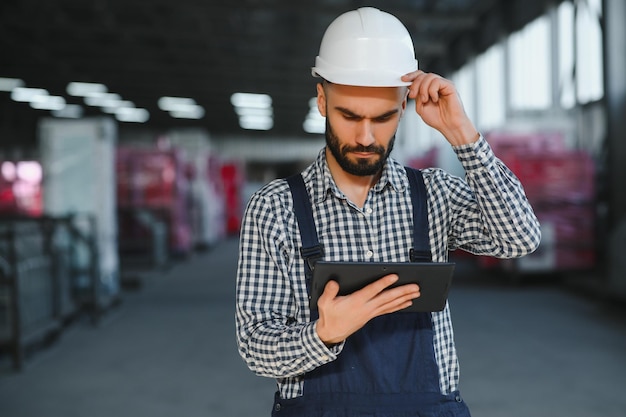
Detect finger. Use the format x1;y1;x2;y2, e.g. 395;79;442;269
417;73;440;103
427;77;443;103
375;283;420;306
401;69;424;83
363;282;420;316
318;280;340;304
354;274;399;301
373;285;421;315
406;71;427;100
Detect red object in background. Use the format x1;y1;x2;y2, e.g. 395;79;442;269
116;148;179;208
0;160;43;217
487;131;567;155
407;148;439;170
498;151;594;205
116;148;192;255
220;161;243;235
482;131;597;272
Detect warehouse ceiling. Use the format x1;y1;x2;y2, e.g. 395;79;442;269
0;0;562;141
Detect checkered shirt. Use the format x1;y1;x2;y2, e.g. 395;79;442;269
236;135;541;399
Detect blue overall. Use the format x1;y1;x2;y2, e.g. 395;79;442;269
278;168;471;417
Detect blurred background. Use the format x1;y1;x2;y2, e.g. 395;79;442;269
0;0;625;416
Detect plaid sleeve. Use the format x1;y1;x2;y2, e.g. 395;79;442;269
235;183;340;380
447;136;542;258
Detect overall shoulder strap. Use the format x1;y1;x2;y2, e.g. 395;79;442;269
405;167;432;262
286;174;324;275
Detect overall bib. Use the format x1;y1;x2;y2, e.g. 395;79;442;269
277;169;471;417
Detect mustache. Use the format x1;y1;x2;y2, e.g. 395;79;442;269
342;144;385;154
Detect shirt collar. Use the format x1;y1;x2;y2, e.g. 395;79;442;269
305;148;408;204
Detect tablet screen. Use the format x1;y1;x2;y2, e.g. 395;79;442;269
310;261;455;313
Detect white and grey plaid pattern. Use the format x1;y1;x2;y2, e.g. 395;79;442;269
236;136;541;399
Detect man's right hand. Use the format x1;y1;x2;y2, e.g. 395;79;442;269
315;274;420;346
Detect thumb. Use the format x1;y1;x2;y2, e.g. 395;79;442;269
319;280;340;302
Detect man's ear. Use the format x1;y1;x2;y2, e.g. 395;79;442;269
316;83;326;117
400;87;409;116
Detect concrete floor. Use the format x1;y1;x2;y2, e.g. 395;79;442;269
1;237;625;417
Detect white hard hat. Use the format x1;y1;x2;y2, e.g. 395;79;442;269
312;7;418;87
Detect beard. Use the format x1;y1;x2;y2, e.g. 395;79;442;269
325;119;395;177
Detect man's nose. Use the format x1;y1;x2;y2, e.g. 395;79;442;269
355;120;376;147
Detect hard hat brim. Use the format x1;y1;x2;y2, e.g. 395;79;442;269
311;63;417;87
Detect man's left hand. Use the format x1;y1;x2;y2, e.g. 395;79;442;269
402;70;479;147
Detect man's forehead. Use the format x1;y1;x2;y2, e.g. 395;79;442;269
324;82;406;99
323;84;406;116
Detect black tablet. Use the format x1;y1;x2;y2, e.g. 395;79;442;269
310;261;455;313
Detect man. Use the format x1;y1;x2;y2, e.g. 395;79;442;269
236;7;541;416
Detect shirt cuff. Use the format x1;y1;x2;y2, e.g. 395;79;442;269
302;321;343;366
452;134;496;171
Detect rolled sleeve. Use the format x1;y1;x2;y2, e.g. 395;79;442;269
449;135;542;257
236;182;341;385
454;135;497;171
303;322;343;364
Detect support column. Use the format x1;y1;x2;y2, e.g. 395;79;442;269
603;0;626;295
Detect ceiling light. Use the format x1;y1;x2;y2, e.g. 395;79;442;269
84;92;122;107
234;107;272;117
239;115;273;130
303;118;325;134
11;87;49;102
158;96;205;120
29;95;66;111
303;96;325;134
115;107;149;123
170;107;205;119
158;96;196;111
231;92;272;108
0;77;24;92
231;92;274;130
66;82;108;97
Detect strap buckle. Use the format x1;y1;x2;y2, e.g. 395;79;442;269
409;248;431;263
300;245;324;270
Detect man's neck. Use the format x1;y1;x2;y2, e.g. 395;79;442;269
325;149;381;208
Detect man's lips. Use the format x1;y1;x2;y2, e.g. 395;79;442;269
350;151;378;158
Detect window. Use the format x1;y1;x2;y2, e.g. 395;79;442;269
558;1;576;108
508;15;552;110
476;42;506;130
575;0;604;104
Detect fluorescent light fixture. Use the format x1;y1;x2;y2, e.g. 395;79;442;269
158;96;205;119
0;77;24;92
231;92;272;108
52;104;84;118
84;92;122;107
115;107;149;123
170;106;205;119
29;95;66;111
239;115;273;130
303;96;325;134
11;87;49;102
234;107;272;117
158;96;196;111
66;82;108;96
303;118;325;134
231;92;273;130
